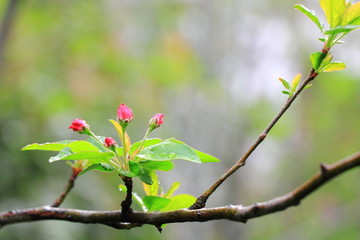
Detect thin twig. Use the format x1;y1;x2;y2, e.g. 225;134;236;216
51;168;80;207
190;68;319;209
1;151;359;229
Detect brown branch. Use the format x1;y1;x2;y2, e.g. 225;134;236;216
189;69;319;209
1;151;359;229
120;176;133;216
51;168;80;207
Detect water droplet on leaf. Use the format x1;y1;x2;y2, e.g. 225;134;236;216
168;152;176;158
159;152;168;157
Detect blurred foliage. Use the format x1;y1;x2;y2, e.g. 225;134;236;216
0;0;359;239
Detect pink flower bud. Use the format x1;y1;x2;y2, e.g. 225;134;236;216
117;104;133;123
69;119;89;132
104;137;117;148
149;113;164;130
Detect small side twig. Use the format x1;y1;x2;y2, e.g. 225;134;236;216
190;69;319;210
51;168;80;207
120;176;133;216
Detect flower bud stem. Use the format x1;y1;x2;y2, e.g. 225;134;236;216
88;131;122;167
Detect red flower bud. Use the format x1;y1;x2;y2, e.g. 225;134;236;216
69;119;89;133
117;104;133;123
149;113;164;130
104;137;117;148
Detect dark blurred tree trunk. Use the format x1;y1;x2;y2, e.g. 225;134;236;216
0;0;20;71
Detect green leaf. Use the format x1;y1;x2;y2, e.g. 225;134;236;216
278;78;291;90
138;168;153;185
86;136;107;152
165;138;220;163
80;162;115;175
294;4;324;32
320;0;347;28
192;149;220;163
137;140;201;163
282;90;290;95
22;140;99;152
142;171;158;194
143;196;171;212
129;138;163;155
138;160;174;171
325;25;360;34
310;51;327;70
304;84;313;90
319;53;333;68
160;194;196;212
341;2;360;25
163;182;180;198
321;62;346;72
49;147;114;162
290;73;301;96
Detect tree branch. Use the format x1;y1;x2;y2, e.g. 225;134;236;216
1;151;359;229
189;68;319;209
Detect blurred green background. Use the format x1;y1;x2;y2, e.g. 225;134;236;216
1;0;359;239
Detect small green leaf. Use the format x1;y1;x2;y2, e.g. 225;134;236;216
80;162;115;175
278;78;291;90
294;4;324;32
304;84;313;90
137;140;201;163
160;194;196;212
22;140;99;152
138;160;174;171
322;62;346;72
138;168;153;185
163;182;180;198
325;25;360;35
290;73;301;95
49;147;114;162
317;53;334;72
282;90;290;95
310;51;327;70
143;196;171;212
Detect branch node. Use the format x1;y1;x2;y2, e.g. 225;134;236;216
189;196;208;210
259;133;267;140
320;163;329;174
252;203;260;213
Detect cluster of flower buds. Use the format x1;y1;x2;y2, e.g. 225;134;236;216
68;103;164;148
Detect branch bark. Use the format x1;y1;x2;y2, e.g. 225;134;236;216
1;151;359;229
189;69;319;209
